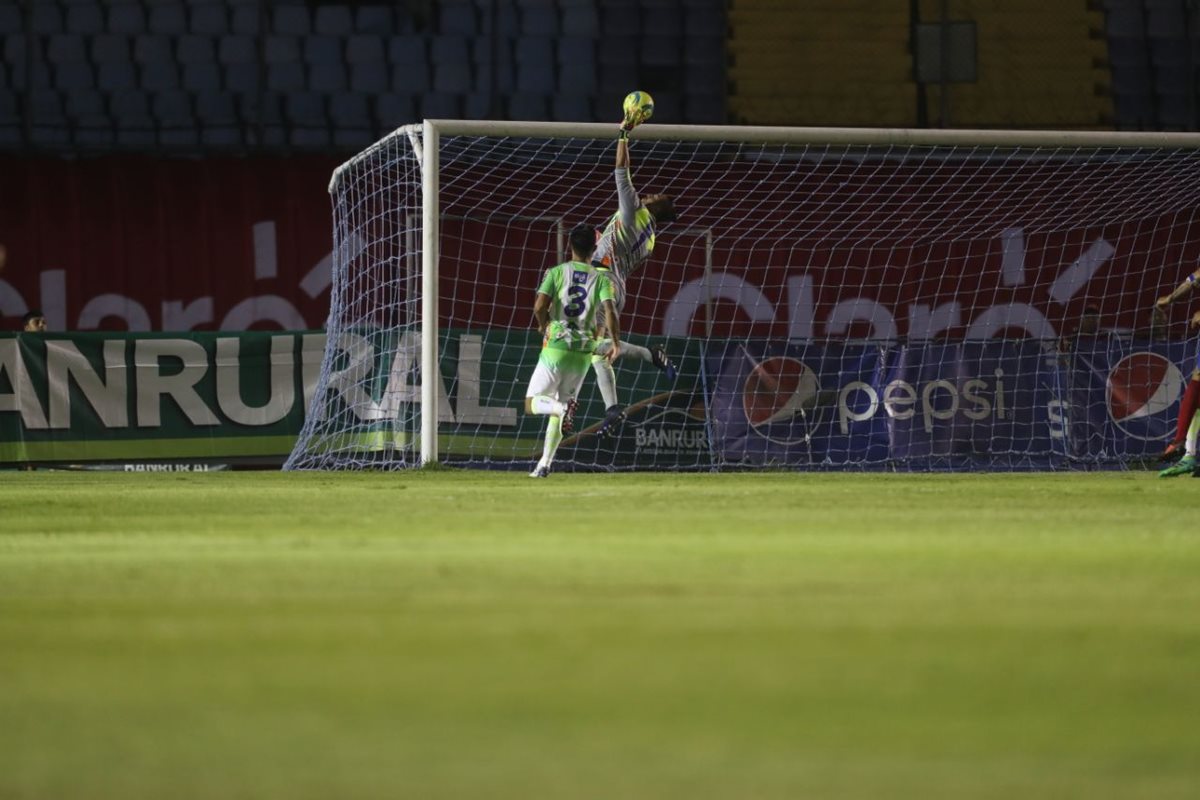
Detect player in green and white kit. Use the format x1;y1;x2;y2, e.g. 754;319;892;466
525;224;622;478
590;109;679;437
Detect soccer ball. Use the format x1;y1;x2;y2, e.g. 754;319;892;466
623;91;654;125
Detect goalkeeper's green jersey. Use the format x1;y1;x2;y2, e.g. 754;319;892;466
537;260;614;361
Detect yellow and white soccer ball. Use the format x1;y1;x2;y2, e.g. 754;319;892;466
623;91;654;126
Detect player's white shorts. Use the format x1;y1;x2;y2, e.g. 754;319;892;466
525;359;587;402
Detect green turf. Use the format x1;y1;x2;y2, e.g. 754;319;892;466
1;470;1198;799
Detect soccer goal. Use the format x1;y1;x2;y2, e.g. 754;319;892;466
285;121;1200;472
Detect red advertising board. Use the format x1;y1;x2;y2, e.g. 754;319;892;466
3;152;1198;341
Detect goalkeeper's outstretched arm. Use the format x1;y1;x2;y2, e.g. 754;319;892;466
1157;267;1200;309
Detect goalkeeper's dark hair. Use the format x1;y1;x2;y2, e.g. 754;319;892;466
568;223;597;259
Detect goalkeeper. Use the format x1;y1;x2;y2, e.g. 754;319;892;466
589;104;680;437
525;223;622;478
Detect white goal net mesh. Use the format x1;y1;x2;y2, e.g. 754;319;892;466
286;125;1200;472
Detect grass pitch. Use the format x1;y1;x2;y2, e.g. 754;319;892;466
1;470;1198;799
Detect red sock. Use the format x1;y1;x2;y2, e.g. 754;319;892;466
1175;379;1200;443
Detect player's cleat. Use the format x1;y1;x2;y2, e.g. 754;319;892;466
1160;438;1187;463
1158;455;1195;477
529;464;551;478
651;345;677;381
599;405;627;438
561;398;578;434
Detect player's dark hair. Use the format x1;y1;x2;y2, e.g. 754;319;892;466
646;196;677;224
568;223;596;259
22;309;43;326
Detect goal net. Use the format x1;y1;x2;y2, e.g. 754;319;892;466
286;122;1200;472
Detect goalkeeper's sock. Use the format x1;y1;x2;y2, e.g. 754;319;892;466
530;395;565;417
1174;379;1200;443
1186;410;1200;458
618;343;654;363
541;415;563;466
592;356;618;408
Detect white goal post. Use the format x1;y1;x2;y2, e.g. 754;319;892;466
286;121;1200;472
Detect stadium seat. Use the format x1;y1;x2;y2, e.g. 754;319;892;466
507;92;549;120
218;35;256;64
133;34;173;65
598;36;637;66
311;64;348;93
643;6;683;37
473;35;515;93
54;61;95;91
520;1;559;36
435;60;474;93
392;62;432;94
182;62;222;92
152;90;195;128
286;91;330;147
684;6;724;37
330;93;373;147
106;3;146;35
515;37;555;93
685;92;724;124
195;90;238;127
31;3;64;35
273;5;311;36
0;4;20;35
561;4;599;36
189;5;227;35
1113;91;1155;129
684;36;724;66
230;3;261;35
97;62;137;91
346;34;385;64
421;91;461;119
64;87;105;120
66;4;104;35
265;35;300;64
557;35;597;93
147;5;187;35
304;35;343;64
355;6;394;35
1104;6;1145;38
177;35;216;64
464;91;501;119
223;63;260;93
598;62;639;94
375;92;417;128
91;34;131;63
350;62;389;93
1107;36;1149;67
48;34;86;63
551;94;592;122
266;62;306;92
601;6;641;37
641;35;682;68
314;5;353;36
439;1;478;36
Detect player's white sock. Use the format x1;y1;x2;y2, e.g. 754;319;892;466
617;343;654;363
591;356;618;408
1186;410;1200;458
542;415;563;465
530;395;565;416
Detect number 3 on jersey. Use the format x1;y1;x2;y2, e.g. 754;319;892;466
564;284;587;318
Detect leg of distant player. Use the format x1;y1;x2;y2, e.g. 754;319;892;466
525;361;583;477
1164;366;1200;462
1160;408;1200;477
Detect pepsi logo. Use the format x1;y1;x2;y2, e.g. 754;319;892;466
741;356;822;443
1106;352;1183;440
